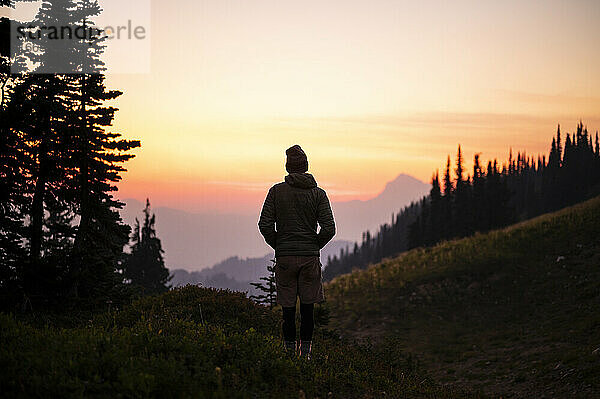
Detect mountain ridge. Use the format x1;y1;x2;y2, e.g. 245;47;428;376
169;240;353;294
335;173;427;204
119;173;429;271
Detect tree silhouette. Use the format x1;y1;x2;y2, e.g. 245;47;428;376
0;0;140;307
250;258;277;308
428;171;442;244
60;1;141;299
0;9;27;301
453;145;471;237
122;199;172;295
325;122;600;282
471;153;485;232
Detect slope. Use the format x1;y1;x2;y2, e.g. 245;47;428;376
0;286;481;398
325;196;600;398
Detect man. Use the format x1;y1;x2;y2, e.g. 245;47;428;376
258;144;336;360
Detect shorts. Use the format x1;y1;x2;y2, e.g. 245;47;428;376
274;255;325;308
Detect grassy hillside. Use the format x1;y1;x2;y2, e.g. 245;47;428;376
0;286;480;398
325;196;600;398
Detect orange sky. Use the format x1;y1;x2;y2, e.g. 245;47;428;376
45;0;599;214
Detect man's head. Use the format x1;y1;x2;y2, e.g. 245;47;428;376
286;144;308;173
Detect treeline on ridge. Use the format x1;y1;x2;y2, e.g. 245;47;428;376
324;123;600;280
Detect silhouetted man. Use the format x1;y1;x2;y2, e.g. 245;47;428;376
258;144;336;360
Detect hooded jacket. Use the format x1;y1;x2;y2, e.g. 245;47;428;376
258;172;336;257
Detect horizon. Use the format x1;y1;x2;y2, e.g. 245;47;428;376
118;171;428;215
116;119;600;215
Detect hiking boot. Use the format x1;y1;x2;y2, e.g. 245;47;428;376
284;340;297;356
299;340;312;360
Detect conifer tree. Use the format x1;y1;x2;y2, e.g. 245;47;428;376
428;171;442;243
455;145;465;184
556;125;562;165
0;8;28;302
454;145;471;237
441;155;454;238
443;155;453;196
250;258;277;308
548;138;558;169
471;154;485;232
3;2;79;300
430;171;442;201
122;199;171;295
15;74;74;264
7;0;140;303
58;0;141;299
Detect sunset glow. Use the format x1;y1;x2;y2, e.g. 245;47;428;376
99;0;600;214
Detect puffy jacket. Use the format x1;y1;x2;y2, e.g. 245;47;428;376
258;172;336;257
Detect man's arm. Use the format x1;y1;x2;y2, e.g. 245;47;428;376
316;189;336;249
258;186;277;249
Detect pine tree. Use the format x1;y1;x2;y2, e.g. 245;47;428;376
548;138;559;169
5;2;79;299
122;199;171;295
485;159;510;229
455;145;465;185
556;125;562;166
440;155;454;239
56;0;141;299
0;4;28;303
428;171;442;244
0;0;139;305
443;155;453;196
454;145;471;237
471;153;485;232
16;74;74;264
1;0;141;305
250;259;277;308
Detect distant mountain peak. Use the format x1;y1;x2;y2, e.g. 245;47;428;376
385;173;427;187
376;174;428;201
119;173;430;269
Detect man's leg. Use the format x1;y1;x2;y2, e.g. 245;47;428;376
282;306;297;354
299;303;314;359
297;256;323;360
275;256;300;354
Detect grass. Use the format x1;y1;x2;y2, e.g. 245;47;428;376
4;198;598;398
0;286;482;398
325;196;600;398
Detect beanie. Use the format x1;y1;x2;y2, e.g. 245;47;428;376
285;145;308;173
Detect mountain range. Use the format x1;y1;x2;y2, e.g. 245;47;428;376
169;239;352;292
118;173;429;272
